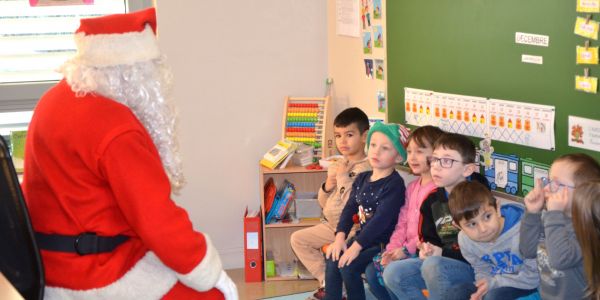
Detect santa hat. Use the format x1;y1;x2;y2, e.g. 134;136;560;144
73;7;161;67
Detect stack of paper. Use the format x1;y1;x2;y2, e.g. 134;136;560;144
260;140;297;169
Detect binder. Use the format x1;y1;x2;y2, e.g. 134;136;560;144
243;207;263;282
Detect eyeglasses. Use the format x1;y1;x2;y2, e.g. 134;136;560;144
541;177;575;193
427;156;464;169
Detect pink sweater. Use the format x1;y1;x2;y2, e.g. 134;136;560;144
385;177;437;254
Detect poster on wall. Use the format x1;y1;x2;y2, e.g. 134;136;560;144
363;31;372;54
377;91;386;113
336;0;360;37
568;115;600;152
404;87;434;126
374;26;383;48
488;99;555;150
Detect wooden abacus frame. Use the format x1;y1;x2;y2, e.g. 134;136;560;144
281;96;335;159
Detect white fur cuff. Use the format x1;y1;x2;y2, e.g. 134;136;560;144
177;234;224;291
74;25;160;67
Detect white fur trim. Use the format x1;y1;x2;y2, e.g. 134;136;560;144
74;25;160;67
44;252;177;300
177;234;223;291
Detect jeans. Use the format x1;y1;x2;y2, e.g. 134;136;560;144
383;256;476;300
484;287;538;300
324;244;381;300
365;263;397;300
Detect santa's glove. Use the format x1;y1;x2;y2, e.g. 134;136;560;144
215;270;238;300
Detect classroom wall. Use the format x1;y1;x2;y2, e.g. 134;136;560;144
327;0;386;121
155;1;327;268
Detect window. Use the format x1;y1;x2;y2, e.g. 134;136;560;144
0;0;152;113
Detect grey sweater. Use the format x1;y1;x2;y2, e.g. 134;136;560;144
519;210;588;300
458;200;539;291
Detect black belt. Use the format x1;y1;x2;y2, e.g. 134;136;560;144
35;232;129;255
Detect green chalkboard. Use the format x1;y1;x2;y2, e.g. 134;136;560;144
387;0;600;167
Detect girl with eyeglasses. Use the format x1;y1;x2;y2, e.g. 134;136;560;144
520;153;600;300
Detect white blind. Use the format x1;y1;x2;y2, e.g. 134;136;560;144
0;0;127;84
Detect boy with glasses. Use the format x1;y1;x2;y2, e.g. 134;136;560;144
384;133;489;300
520;153;600;300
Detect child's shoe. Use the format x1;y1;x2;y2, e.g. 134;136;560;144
306;287;325;300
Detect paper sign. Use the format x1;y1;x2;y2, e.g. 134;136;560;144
569;115;600;152
577;0;600;13
576;45;599;64
522;54;543;64
246;232;258;249
575;17;600;40
575;75;598;93
515;32;549;47
336;0;360;37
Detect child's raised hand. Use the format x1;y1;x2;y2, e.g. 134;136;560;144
469;279;489;300
338;241;362;268
326;233;347;261
524;178;545;213
324;162;339;192
546;186;570;212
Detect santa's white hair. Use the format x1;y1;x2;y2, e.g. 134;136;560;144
59;56;185;193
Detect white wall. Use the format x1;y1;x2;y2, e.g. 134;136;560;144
327;0;387;121
155;1;327;268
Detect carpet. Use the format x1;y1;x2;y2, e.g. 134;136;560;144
261;291;312;300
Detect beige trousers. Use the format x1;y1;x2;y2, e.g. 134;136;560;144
290;222;335;285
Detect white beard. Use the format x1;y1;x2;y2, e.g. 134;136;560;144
59;57;186;193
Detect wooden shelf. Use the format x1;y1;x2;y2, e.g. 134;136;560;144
265;219;320;228
259;162;327;282
261;165;326;175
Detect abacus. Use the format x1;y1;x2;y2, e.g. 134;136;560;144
282;96;334;159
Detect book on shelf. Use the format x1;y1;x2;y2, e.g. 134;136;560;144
260;139;297;170
265;180;296;224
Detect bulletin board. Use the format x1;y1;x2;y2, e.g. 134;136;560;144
387;0;600;167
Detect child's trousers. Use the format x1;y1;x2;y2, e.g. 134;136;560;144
324;242;381;300
290;222;336;284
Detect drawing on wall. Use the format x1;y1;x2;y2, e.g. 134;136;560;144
520;158;549;196
482;153;520;195
373;0;382;19
568;115;600;152
374;59;384;80
377;91;386;113
363;31;372;54
361;0;371;29
374;26;383;48
364;59;374;79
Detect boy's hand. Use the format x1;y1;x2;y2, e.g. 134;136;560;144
524;178;545;213
381;248;406;266
324;162;339;192
470;279;488;300
546;186;569;212
338;241;362;268
326;233;347;261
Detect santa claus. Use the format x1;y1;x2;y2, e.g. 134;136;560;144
21;7;237;300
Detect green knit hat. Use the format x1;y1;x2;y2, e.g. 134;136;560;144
366;122;409;162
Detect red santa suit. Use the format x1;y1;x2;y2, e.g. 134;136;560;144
21;8;235;300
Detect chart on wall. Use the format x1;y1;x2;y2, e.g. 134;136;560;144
404;88;556;150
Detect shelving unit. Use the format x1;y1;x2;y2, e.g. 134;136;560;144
259;164;326;281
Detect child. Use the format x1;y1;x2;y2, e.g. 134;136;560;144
290;107;371;299
449;181;539;300
324;122;407;300
365;125;444;300
383;133;488;300
572;180;600;300
520;153;600;300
